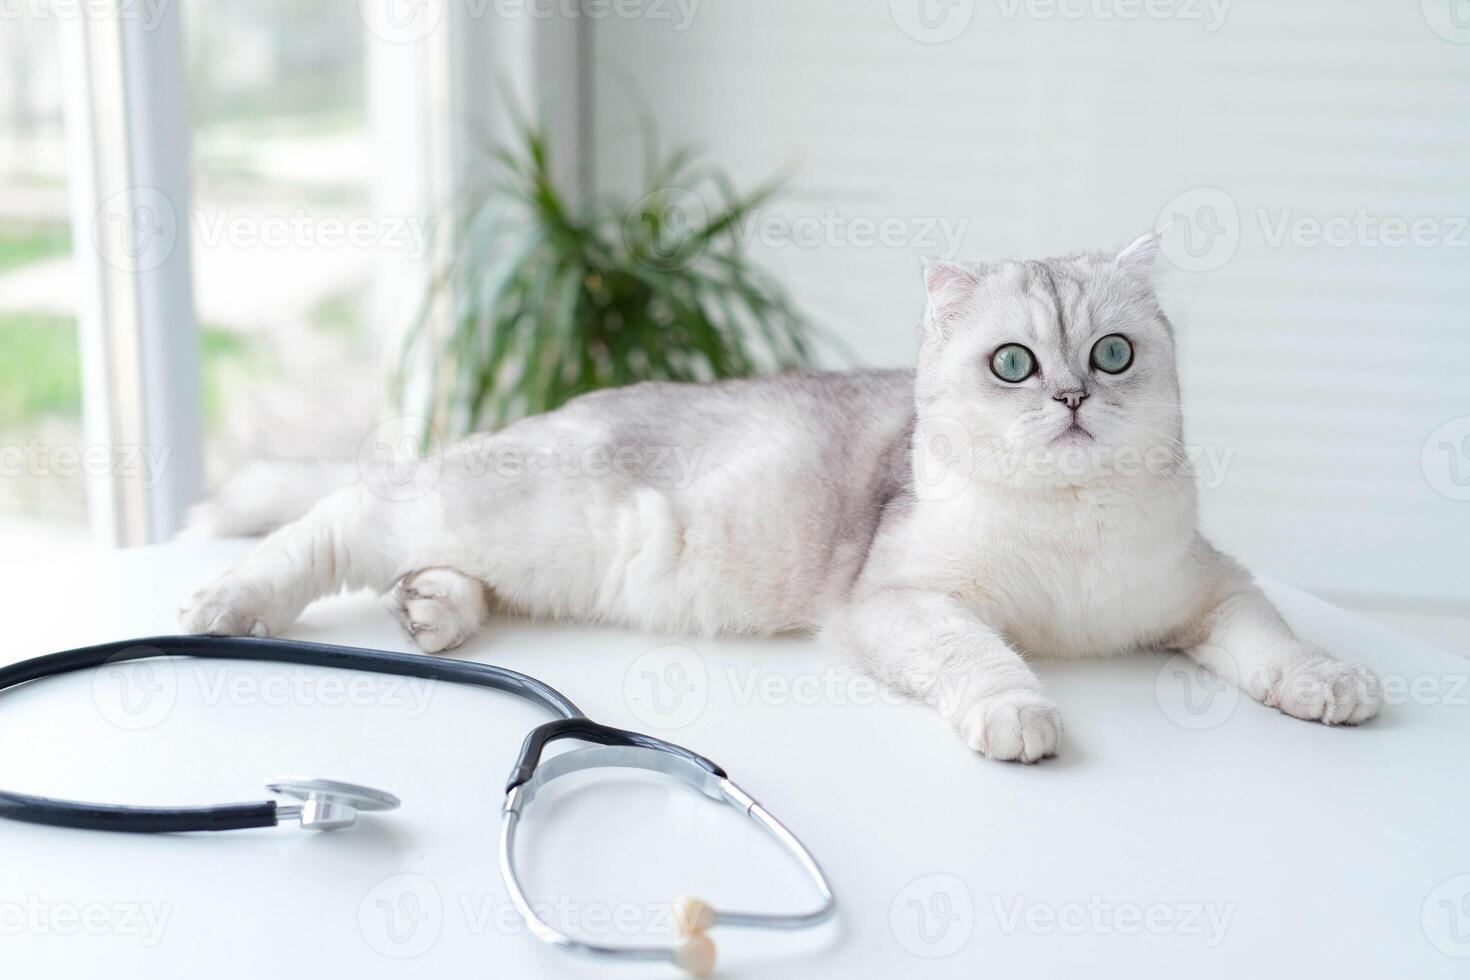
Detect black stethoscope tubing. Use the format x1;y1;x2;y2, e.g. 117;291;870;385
0;634;697;834
0;635;726;834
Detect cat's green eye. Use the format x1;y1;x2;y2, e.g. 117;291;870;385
1090;334;1134;374
990;344;1037;383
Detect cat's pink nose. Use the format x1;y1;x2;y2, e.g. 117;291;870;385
1052;390;1089;411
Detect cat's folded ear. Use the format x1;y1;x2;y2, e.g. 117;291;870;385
920;256;978;336
1113;230;1162;284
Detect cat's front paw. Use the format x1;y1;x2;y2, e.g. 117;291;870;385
956;690;1063;763
180;577;280;637
1262;652;1382;726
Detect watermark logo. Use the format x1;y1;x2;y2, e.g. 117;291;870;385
910;416;976;502
890;0;976;43
93;186;177;273
743;209;969;258
624;186;710;272
992;895;1234;945
453;437;707;490
1154;651;1239;730
191;666;437;716
625;188;970;271
358;417;443;502
724;664;908;709
0;0;171;30
994;0;1231;31
1257;209;1468;250
91;649;177;731
1423;417;1470;501
905;415;1235;502
192;209;434;259
0;440;171;487
460;894;691;939
1380;671;1469;707
359;873;443;958
1422;0;1470;43
1422;873;1470;958
0;898;172;945
890;873;975;957
358;0;701;40
494;0;702;30
1157;195;1468;268
623;644;708;730
358;0;444;43
93;658;438;729
1157;187;1240;272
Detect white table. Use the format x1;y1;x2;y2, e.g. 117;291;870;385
1;540;1467;978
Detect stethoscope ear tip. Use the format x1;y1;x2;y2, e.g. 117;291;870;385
265;777;401;831
674;931;716;978
674;897;717;977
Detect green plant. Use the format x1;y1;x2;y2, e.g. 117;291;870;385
0;313;81;429
0;313;252;432
404;118;823;434
0;222;70;277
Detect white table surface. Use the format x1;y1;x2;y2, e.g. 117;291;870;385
1;540;1467;978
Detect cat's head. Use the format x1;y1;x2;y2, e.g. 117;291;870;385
913;234;1185;491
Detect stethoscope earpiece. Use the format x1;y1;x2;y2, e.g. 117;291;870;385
265;777;401;831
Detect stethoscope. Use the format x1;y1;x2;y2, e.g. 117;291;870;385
0;635;835;977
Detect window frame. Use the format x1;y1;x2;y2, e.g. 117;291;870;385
60;6;203;546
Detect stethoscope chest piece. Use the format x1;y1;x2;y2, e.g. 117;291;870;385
266;777;401;831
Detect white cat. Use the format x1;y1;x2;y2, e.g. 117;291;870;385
182;233;1382;762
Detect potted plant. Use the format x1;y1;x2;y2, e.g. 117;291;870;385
403;115;825;436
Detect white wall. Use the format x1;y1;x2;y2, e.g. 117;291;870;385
585;0;1470;619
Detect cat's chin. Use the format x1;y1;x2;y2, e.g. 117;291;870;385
1053;424;1093;444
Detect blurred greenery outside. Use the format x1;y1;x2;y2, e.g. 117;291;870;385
0;221;262;434
0;218;372;449
0;310;259;435
0;288;367;437
0;222;69;275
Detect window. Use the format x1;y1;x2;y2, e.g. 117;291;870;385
0;13;88;557
0;3;478;550
184;1;384;485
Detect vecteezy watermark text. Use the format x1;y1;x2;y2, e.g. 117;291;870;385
0;441;171;487
910;420;1237;502
357;0;701;45
0;0;170;29
491;0;700;29
1258;209;1470;250
992;895;1235;945
357;873;720;960
357;418;711;503
92;654;438;731
738;209;970;259
995;0;1231;31
1157;187;1470;273
191;209;434;259
0;897;171;946
92;189;436;273
190;665;436;717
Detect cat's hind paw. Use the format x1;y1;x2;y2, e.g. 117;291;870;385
956;690;1063;763
385;568;491;654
